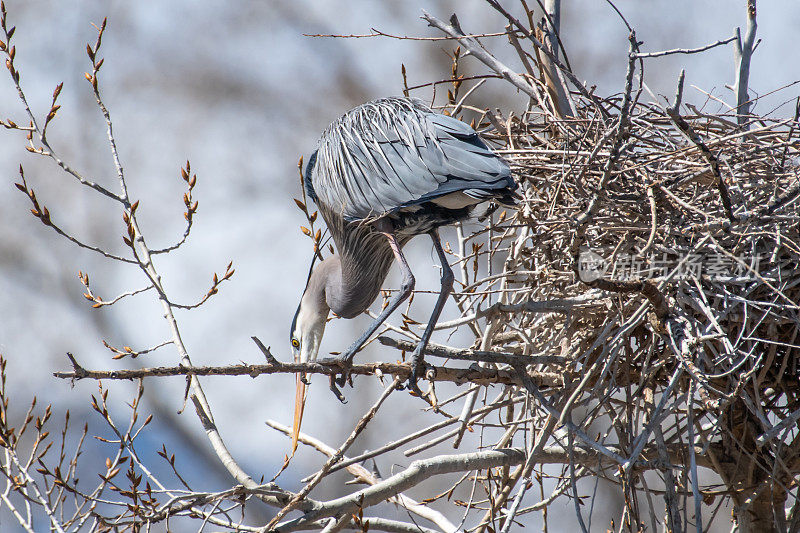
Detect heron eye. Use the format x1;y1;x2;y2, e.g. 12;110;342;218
291;338;300;348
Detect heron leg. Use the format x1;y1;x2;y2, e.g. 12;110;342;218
408;229;454;393
328;228;415;396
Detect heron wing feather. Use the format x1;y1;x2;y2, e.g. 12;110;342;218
309;97;513;221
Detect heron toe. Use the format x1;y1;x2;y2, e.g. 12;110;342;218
328;374;348;404
316;354;355;398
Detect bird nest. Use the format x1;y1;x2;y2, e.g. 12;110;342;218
444;64;800;520
490;92;800;395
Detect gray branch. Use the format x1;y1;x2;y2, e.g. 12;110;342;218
54;352;564;388
273;444;719;532
266;420;458;533
432;291;605;330
377;336;567;366
421;11;539;101
633;34;737;58
733;0;757;128
273;449;524;531
537;0;575;118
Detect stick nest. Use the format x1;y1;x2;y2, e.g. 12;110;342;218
467;81;800;501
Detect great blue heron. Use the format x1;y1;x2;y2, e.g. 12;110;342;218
290;97;516;449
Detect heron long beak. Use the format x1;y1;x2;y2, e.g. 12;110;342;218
291;373;307;455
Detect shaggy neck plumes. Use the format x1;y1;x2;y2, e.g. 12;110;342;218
310;235;396;320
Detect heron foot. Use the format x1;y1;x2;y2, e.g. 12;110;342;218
316;356;354;401
328;374;347;404
404;353;432;396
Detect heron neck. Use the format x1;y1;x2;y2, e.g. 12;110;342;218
318;237;397;320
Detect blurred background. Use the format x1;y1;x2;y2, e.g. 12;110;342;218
0;1;798;530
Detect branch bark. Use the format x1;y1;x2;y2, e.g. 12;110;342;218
266;420;458;533
377;336;566;366
534;0;575;119
733;0;757;128
422;12;539;102
272;443;721;532
53;353;564;388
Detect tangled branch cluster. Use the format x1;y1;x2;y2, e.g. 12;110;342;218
398;5;800;532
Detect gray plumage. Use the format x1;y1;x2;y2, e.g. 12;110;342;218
305;97;514;222
290;96;516;400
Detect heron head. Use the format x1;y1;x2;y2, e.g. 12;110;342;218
290;268;330;364
289;265;330;455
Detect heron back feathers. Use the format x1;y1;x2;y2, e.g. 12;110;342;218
305;97;516;223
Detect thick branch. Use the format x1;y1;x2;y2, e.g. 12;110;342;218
663;70;735;221
377;336;567;366
266;420;458;533
266;379;401;529
533;23;575;119
273;444;721;531
273;449;527;531
421;12;539;101
733;0;757;128
633;34;737;58
433;292;604;330
481;1;606;117
53;354;564;388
